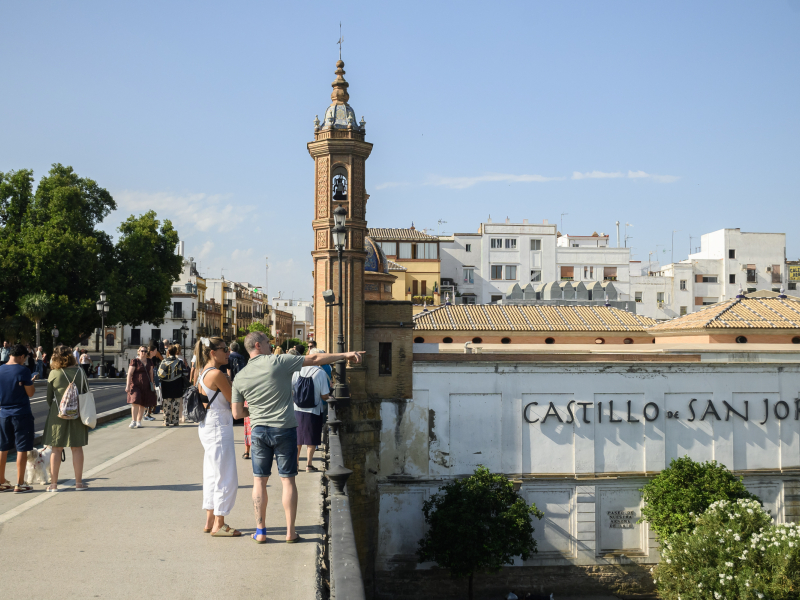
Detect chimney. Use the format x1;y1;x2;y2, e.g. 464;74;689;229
178;241;185;256
543;219;549;225
522;219;528;224
505;217;510;224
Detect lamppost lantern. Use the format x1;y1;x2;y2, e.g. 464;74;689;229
333;205;347;229
100;290;107;303
332;225;347;249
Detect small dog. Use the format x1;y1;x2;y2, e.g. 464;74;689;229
24;446;52;485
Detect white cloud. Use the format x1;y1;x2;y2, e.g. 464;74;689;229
572;170;624;180
427;173;564;189
375;181;410;190
198;241;214;259
115;190;256;234
572;170;679;183
231;248;254;261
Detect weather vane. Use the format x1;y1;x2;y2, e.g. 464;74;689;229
337;22;343;60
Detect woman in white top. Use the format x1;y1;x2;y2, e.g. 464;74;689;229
193;335;241;537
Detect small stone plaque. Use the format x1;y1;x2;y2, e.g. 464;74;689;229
597;488;645;554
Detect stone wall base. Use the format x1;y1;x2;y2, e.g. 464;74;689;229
374;565;658;599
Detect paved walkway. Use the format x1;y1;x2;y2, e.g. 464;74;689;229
0;415;323;599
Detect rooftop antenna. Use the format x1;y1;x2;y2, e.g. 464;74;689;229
337;22;343;60
561;213;568;233
671;229;680;265
624;222;633;247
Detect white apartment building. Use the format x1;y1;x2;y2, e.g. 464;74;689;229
271;296;314;341
630;228;798;320
439;219;631;304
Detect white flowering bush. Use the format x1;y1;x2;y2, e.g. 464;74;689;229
653;498;800;599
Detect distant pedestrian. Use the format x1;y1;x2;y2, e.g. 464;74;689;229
35;346;44;378
291;360;330;472
228;342;248;380
0;344;37;493
125;346;156;429
44;345;90;491
308;341;317;351
194;336;241;537
24;347;36;375
73;346;81;363
232;330;363;543
1;341;10;364
145;341;163;421
157;345;185;427
273;346;283;356
79;350;92;377
286;345;299;355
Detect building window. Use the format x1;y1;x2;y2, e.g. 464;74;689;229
472;337;482;343
530;269;542;282
414;243;438;259
657;292;665;303
729;249;736;259
414;337;424;343
746;265;756;283
151;329;161;344
583;266;594;279
735;336;748;344
680;306;687;316
572;243;579;247
412;280;418;296
504;239;517;249
772;265;781;284
173;302;183;318
505;266;517;280
399;243;412;259
378;342;392;375
729;274;736;284
603;267;617;281
747;287;757;293
490;295;503;303
491;265;503;280
530;239;541;251
545;337;555;344
560;266;574;281
490;238;502;249
380;241;397;256
702;299;717;306
465;244;472;252
462;295;477;304
442;337;453;344
623;338;634;344
696;275;718;283
463;268;475;284
680;279;687;291
172;329;181;343
106;333;115;347
790;282;797;291
421;280;427;295
635;292;643;303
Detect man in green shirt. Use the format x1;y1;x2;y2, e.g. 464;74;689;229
231;331;363;543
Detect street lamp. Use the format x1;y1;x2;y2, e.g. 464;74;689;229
180;320;189;363
95;291;110;378
331;206;349;404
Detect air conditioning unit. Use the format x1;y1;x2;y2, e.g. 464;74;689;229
741;265;748;271
766;266;772;272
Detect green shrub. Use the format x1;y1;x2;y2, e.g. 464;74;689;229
424;295;434;304
279;337;305;354
412;295;423;304
640;457;760;539
654;498;800;599
417;466;543;600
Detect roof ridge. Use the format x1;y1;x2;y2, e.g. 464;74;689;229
444;304;456;328
778;298;800;320
702;298;739;327
412;304;447;321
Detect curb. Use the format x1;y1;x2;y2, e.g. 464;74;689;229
32;405;131;446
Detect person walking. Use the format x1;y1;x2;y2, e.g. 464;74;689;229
79;350;92;378
291;358;330;472
0;341;10;365
231;330;363;543
157;345;185;427
35;346;44;378
0;344;37;493
72;346;81;363
125;346;156;428
144;341;163;421
194;336;241;537
44;345;90;491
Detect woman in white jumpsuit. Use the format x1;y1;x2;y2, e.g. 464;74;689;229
194;336;240;537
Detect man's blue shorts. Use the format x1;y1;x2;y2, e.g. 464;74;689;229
250;425;298;478
0;415;35;452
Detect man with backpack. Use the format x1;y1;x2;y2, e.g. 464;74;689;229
227;342;248;381
230;330;363;544
291;360;330;472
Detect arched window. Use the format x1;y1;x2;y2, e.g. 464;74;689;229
332;166;348;201
735;336;748;344
442;337;453;344
545;337;555;344
106;333;115;347
793;337;800;344
595;338;605;344
414;337;425;344
472;337;482;344
501;337;511;344
623;338;634;344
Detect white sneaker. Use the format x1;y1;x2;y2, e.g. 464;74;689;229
129;421;136;429
134;421;141;428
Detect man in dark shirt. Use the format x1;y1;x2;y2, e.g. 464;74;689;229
0;344;36;492
227;342;248;381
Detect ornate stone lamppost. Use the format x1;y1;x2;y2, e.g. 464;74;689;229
95;291;109;378
331;205;350;405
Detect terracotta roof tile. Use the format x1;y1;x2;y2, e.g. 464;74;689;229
386;259;406;271
649;297;800;331
413;304;658;332
368;228;439;241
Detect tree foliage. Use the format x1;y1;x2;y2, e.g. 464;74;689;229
18;292;52;346
417;466;543;600
640;456;760;539
0;164;182;348
247;321;272;336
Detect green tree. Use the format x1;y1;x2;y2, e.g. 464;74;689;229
18;292;52;347
417;466;543;600
107;210;183;327
280;337;305;354
247;321;272;337
639;456;760;539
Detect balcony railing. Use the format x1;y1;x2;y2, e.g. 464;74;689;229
560;276;574;281
604;276;618;281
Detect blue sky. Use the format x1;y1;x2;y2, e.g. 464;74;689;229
2;1;799;300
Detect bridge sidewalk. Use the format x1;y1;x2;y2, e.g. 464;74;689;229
0;415;323;599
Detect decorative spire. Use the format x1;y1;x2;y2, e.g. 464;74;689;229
736;285;745;299
330;60;350;105
779;286;787;299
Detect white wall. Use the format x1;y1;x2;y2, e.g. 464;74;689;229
377;358;800;568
